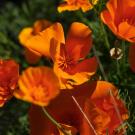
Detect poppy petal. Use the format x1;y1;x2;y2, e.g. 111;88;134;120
58;2;80;12
118;22;135;42
80;100;110;135
91;81;118;99
14;67;60;106
66;22;92;60
18;27;33;45
100;10;117;34
32;20;52;35
71;57;98;75
25;23;65;57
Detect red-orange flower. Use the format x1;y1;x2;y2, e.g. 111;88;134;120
14;66;60;106
50;22;98;89
101;0;135;43
129;44;135;72
0;59;19;107
58;0;98;12
19;20;52;64
29;81;128;135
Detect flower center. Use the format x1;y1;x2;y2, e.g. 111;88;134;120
32;85;49;101
58;55;75;72
122;18;135;26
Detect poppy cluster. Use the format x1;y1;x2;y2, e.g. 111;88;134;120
1;0;133;134
29;81;128;135
16;16;128;135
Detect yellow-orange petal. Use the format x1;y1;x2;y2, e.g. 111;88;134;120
19;20;52;46
58;0;98;13
14;66;60;106
25;23;65;57
91;81;118;99
129;44;135;72
18;27;33;45
118;22;135;43
58;2;80;12
54;62;94;89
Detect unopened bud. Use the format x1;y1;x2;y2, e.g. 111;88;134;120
110;48;123;60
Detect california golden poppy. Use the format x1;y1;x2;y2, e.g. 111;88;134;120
129;44;135;72
58;0;99;12
101;0;135;43
50;22;98;89
21;22;64;58
0;59;19;107
29;81;128;135
14;66;60;106
19;20;52;64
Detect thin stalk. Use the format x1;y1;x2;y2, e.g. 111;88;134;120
106;128;109;135
72;96;98;135
109;90;127;135
93;47;127;135
42;107;71;135
100;21;110;49
116;59;120;76
92;45;108;81
64;84;98;135
122;41;126;69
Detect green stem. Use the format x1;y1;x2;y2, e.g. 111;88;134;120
106;128;109;135
100;21;110;50
42;107;71;135
116;59;120;76
122;40;126;68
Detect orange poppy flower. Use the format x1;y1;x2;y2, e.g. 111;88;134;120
20;22;64;59
101;0;135;43
19;20;52;64
29;81;128;135
129;44;135;72
50;22;98;89
0;59;19;107
58;0;99;12
14;66;60;106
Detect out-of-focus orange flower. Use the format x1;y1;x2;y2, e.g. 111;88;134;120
58;0;98;12
0;59;19;107
29;81;128;135
129;44;135;72
50;22;97;89
14;66;60;106
19;20;52;64
101;0;135;43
